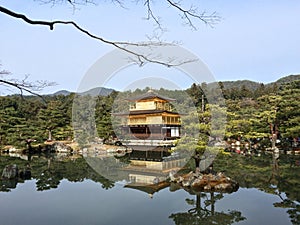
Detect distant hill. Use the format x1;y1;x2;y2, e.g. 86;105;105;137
79;87;114;96
51;87;114;97
216;74;300;91
219;80;261;91
267;74;300;87
52;90;71;96
50;74;300;96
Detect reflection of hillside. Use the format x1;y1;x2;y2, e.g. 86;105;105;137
214;153;300;198
214;152;300;225
1;151;299;225
0;148;188;194
0;154;115;192
84;155;130;182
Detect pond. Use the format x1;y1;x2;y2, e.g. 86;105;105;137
0;151;299;225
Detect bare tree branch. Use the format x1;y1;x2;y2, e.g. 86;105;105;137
1;1;218;96
143;0;164;31
0;5;198;67
0;78;51;100
36;0;220;29
37;0;95;6
0;65;56;99
166;0;220;29
1;0;220;64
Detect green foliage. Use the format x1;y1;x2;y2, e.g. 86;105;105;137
0;154;115;192
38;100;68;140
72;94;97;147
95;94;116;140
0;77;299;151
277;81;300;138
224;84;298;146
0;96;44;147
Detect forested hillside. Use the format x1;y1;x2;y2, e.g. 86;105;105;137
0;75;299;150
217;74;300;91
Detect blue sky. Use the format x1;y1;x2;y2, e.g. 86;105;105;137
0;0;300;94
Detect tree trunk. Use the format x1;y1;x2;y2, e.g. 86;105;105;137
201;94;205;112
48;129;52;141
210;192;215;215
194;151;200;169
196;193;201;209
270;123;277;150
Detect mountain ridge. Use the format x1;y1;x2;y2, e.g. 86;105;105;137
49;74;300;95
51;87;114;96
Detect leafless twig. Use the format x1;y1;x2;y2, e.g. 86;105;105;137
0;65;56;99
1;1;217;96
143;0;164;31
0;6;197;67
166;0;220;29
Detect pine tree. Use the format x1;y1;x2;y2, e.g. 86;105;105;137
37;100;68;141
277;81;300;138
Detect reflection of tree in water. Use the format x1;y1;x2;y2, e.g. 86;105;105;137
84;154;130;183
36;169;61;191
1;151;299;223
268;151;280;184
35;155;116;191
0;154;115;192
214;152;300;225
169;191;246;225
268;152;300;225
0;155;28;192
273;199;300;225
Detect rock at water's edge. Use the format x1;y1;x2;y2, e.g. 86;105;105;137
46;142;73;153
169;170;239;193
2;164;18;179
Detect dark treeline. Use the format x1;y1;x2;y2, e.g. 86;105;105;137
0;77;299;150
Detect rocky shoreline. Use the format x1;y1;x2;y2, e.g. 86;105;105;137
1;141;132;158
169;169;239;193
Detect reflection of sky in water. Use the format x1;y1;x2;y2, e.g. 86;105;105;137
218;188;290;225
0;179;290;225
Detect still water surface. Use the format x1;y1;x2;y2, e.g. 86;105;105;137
0;152;299;225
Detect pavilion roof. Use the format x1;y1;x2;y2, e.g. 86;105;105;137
124;181;169;195
126;90;175;102
112;109;179;116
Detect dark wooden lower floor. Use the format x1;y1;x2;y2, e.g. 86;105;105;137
119;124;180;140
128;148;171;161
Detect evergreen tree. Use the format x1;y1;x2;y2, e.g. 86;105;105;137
37;99;69;141
186;83;204;108
277;81;300;138
95;94;116;142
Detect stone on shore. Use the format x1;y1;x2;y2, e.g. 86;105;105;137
2;164;18;179
46;142;73;153
169;170;239;193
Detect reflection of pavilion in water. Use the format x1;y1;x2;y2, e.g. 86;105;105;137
124;147;187;195
114;90;186;194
